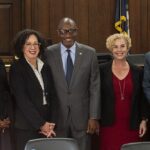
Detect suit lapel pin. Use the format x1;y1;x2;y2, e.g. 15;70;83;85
79;52;82;55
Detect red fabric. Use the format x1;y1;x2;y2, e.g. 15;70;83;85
99;70;140;150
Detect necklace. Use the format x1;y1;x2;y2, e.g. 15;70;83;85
118;79;126;100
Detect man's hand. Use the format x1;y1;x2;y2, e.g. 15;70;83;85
87;119;99;134
0;118;10;128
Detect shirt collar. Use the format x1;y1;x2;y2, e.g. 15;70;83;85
25;57;44;72
60;43;76;55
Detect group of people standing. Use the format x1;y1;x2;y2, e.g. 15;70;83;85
0;17;150;150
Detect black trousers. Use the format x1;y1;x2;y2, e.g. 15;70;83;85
14;128;45;150
0;128;14;150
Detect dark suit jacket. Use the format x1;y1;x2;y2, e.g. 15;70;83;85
9;57;56;130
45;42;100;130
143;52;150;103
99;60;150;129
0;59;10;119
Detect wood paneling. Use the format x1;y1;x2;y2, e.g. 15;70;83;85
129;0;140;53
128;0;150;54
1;0;150;56
89;0;116;52
29;0;150;54
140;0;148;53
0;4;12;54
148;0;150;51
0;0;22;56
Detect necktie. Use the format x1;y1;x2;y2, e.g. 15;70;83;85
66;50;73;85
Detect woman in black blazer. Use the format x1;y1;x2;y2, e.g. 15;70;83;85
9;29;57;150
0;59;13;150
99;33;150;150
0;59;10;130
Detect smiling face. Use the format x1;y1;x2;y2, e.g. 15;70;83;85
23;34;40;61
57;18;78;48
111;38;129;60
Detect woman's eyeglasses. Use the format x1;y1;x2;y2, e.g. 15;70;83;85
25;42;41;48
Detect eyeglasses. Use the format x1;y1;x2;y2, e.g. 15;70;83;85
25;42;41;48
58;29;78;35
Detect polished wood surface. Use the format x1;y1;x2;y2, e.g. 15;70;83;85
0;0;150;55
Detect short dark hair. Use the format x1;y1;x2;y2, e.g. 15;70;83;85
12;29;46;58
57;17;77;30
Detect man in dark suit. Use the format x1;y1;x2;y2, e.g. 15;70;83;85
9;29;56;150
45;17;100;150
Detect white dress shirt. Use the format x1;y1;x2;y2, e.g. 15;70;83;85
25;57;47;105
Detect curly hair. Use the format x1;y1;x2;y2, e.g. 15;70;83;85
12;29;46;58
106;33;132;51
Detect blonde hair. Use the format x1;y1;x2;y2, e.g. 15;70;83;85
106;33;132;51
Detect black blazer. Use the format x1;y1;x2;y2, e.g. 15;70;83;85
99;60;150;129
0;59;10;119
9;57;57;130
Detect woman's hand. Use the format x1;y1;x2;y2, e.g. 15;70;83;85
40;122;56;138
0;118;10;128
139;119;148;137
0;118;10;133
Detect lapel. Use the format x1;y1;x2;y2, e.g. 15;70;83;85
129;63;139;104
41;65;48;93
53;44;68;88
52;43;84;89
104;61;114;98
69;43;83;88
20;58;43;92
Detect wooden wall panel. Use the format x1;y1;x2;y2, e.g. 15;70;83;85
75;0;89;44
1;0;150;57
148;0;150;51
49;0;65;42
0;4;12;54
24;0;51;38
89;0;115;52
65;0;74;18
24;0;32;28
22;0;150;54
0;0;22;56
129;0;141;54
129;0;149;54
12;0;22;35
140;0;148;53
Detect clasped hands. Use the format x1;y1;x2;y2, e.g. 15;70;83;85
40;122;56;138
